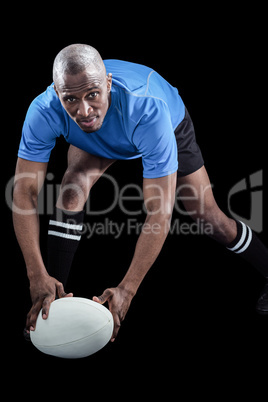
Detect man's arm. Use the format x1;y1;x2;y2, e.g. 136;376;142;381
94;172;177;341
13;158;48;277
13;158;71;331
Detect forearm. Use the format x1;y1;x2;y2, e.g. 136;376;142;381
118;213;171;295
13;190;47;280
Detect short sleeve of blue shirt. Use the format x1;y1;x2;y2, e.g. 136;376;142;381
18;87;62;162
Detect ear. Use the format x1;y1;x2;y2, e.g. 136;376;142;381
107;73;112;92
53;84;60;98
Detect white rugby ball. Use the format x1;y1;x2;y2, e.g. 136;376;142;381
30;297;113;359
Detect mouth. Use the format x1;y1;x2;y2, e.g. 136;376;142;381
77;116;98;129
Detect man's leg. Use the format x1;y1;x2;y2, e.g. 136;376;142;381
177;166;237;244
46;145;116;287
177;165;268;313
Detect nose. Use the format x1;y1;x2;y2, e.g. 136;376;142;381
77;101;93;117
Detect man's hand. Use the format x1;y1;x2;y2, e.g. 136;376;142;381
93;286;134;342
26;273;73;332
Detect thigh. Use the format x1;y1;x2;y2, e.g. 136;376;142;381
67;145;116;186
57;146;116;210
177;165;217;218
177;165;237;243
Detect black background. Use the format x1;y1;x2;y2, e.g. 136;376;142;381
4;7;267;397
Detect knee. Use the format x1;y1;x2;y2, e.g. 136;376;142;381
57;167;91;211
184;195;223;228
191;202;236;244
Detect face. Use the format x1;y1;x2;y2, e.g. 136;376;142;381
55;68;112;133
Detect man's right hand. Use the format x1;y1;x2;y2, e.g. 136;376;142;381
26;273;73;332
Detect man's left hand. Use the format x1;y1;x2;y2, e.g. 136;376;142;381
93;286;134;342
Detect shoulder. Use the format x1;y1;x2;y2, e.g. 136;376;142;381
104;59;154;93
26;84;66;135
106;60;182;124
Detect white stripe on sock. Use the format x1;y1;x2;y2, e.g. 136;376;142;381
227;221;247;252
235;226;252;254
49;220;83;231
48;230;81;241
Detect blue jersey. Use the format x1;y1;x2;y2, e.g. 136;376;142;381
18;60;185;178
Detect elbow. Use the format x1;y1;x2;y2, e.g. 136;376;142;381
144;209;173;236
12;182;38;215
145;198;174;220
146;204;173;226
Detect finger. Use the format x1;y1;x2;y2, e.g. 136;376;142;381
41;295;54;320
92;296;102;304
26;301;42;331
111;315;121;342
93;288;113;305
56;282;73;299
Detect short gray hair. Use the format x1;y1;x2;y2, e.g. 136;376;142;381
53;44;104;84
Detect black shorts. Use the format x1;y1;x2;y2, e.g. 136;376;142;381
174;107;204;177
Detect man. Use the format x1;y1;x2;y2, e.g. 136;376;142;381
13;44;268;342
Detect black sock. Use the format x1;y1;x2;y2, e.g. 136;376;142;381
47;208;85;286
226;220;268;279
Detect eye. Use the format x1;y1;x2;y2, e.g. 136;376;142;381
88;92;99;99
66;97;77;103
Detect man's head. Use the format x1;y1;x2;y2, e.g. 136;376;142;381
53;44;112;133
